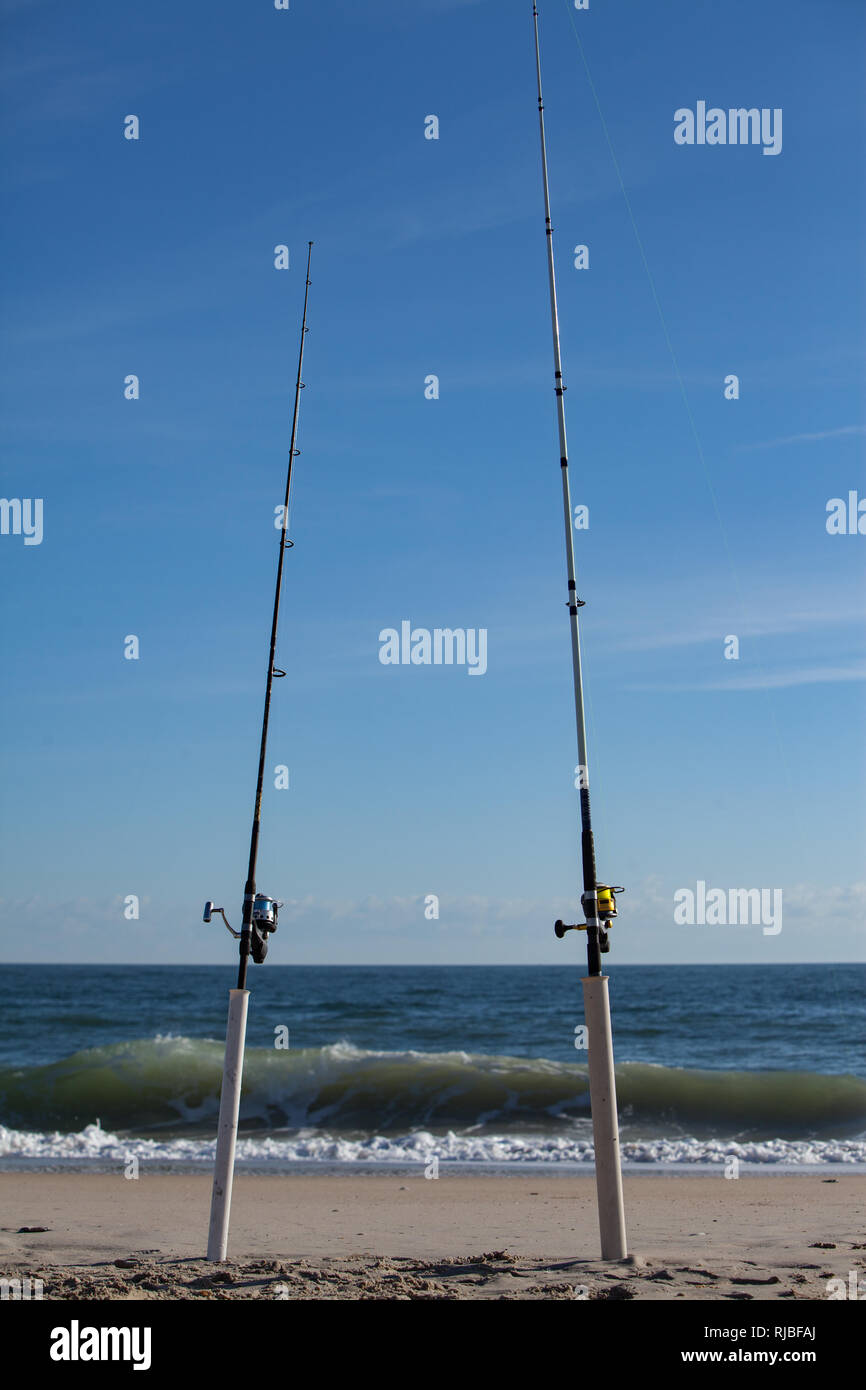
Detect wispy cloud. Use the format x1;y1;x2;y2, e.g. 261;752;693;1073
628;662;866;693
607;578;865;655
738;426;866;451
781;882;866;919
615;604;865;653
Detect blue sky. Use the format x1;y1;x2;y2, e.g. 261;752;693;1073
1;0;864;965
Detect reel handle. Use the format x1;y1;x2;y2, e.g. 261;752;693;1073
554;919;586;938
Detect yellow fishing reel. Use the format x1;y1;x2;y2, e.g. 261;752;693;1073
596;884;621;921
554;884;624;951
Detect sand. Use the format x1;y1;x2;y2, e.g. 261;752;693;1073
1;1171;864;1300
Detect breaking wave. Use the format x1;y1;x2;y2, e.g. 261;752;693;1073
1;1037;864;1144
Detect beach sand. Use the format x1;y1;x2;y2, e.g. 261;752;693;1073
1;1172;864;1300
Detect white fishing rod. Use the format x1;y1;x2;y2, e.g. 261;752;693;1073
202;240;314;1261
531;3;627;1260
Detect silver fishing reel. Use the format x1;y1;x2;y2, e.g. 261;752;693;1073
203;894;283;963
251;895;281;931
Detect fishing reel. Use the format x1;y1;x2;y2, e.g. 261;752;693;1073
554;884;624;953
203;894;283;964
250;894;281;963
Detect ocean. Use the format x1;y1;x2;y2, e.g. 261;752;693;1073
1;964;864;1171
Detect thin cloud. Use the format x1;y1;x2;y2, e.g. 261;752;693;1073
739;426;866;451
628;663;866;692
615;602;865;653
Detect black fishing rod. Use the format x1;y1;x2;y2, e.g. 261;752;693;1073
531;5;607;974
235;239;315;990
531;4;627;1259
203;240;314;1260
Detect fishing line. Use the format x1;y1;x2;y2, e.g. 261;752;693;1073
556;0;804;852
556;7;855;1054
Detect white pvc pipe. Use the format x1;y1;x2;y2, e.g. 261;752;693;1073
582;975;628;1260
207;988;250;1261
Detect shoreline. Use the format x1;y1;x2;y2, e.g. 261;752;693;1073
2;1158;865;1177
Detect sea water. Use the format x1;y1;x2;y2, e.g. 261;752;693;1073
1;963;863;1171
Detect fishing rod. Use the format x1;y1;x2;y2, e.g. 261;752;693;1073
531;4;627;1260
202;240;314;1261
